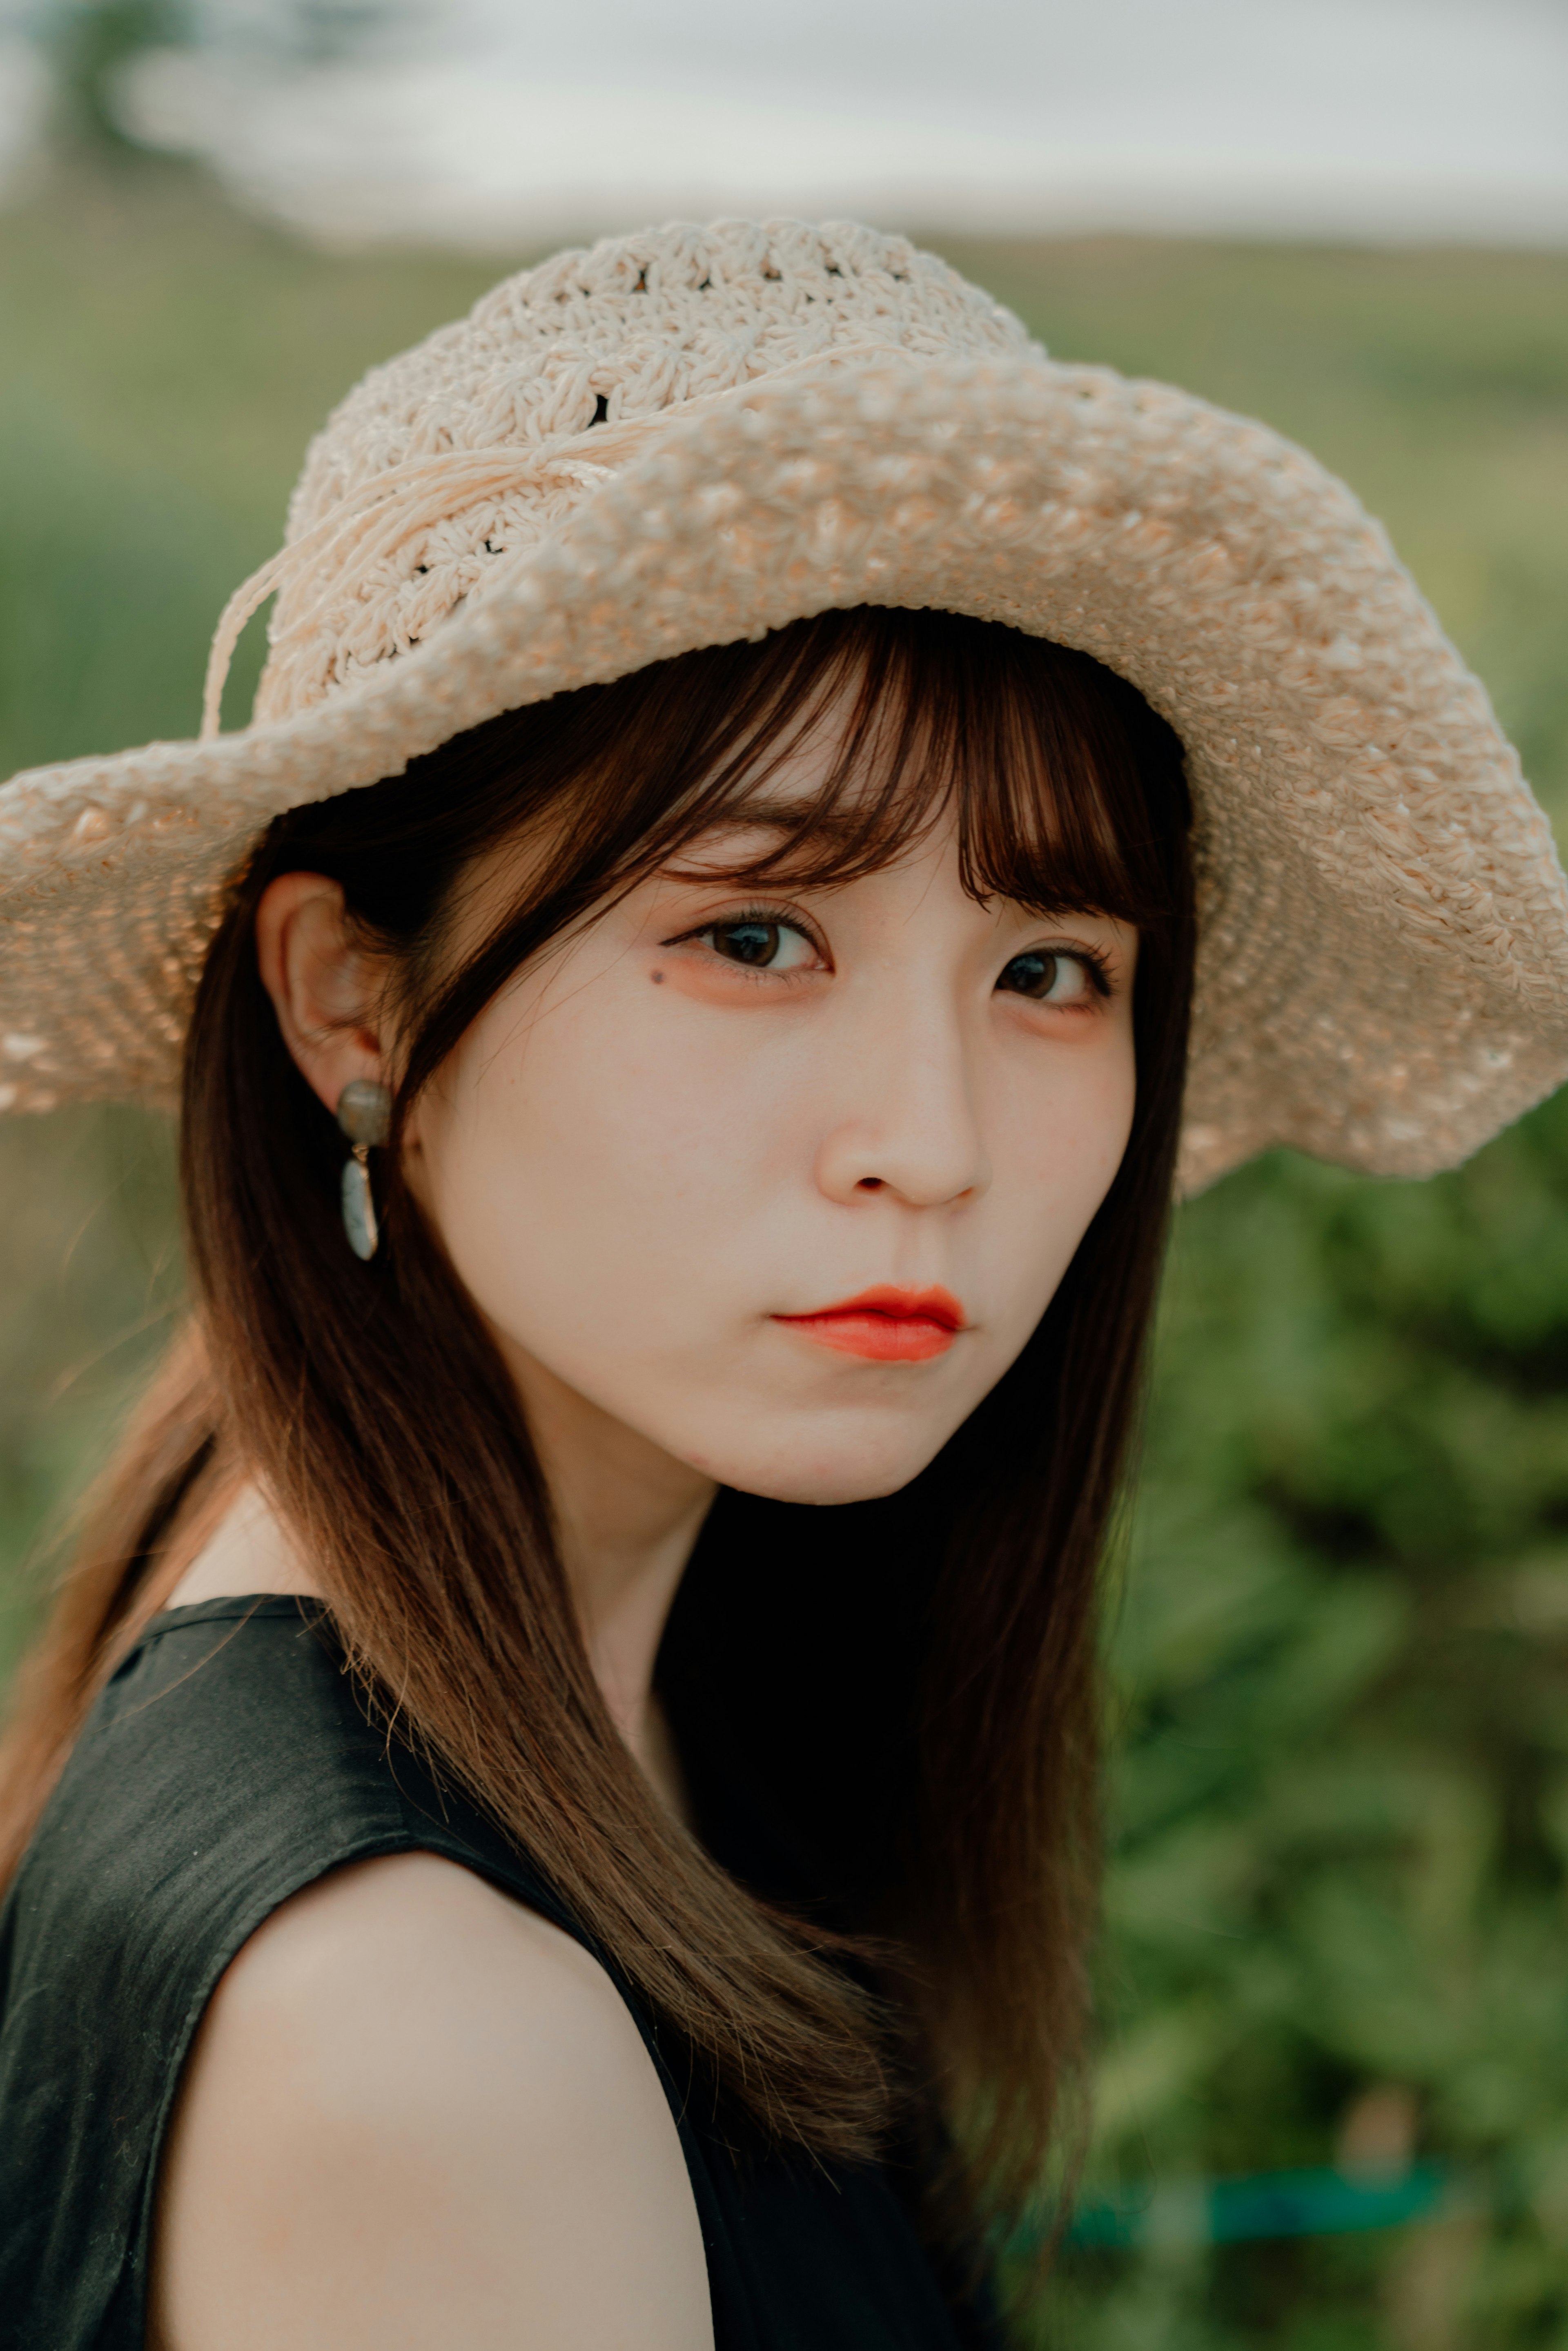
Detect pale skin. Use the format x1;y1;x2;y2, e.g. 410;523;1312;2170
150;722;1138;2349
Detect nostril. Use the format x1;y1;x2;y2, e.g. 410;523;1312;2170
857;1177;884;1191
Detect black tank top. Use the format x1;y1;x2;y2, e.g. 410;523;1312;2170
0;1598;993;2350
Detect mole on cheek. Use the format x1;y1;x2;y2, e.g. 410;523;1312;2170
650;969;665;985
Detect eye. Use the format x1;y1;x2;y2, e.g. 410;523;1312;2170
997;949;1096;1004
703;916;818;972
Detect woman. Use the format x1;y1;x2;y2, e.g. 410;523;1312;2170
0;221;1562;2351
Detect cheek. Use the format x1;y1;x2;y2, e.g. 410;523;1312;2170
414;980;804;1355
981;1030;1138;1331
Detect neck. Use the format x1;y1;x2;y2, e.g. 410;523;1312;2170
500;1342;717;1816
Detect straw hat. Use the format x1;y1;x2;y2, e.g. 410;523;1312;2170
1;218;1564;1192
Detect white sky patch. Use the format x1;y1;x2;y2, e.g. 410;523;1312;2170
6;0;1568;245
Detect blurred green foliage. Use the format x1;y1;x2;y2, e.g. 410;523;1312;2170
2;174;1567;2349
45;0;194;158
37;0;407;162
1046;1134;1568;2348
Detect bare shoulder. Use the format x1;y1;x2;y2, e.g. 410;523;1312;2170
161;1480;324;1608
151;1850;713;2351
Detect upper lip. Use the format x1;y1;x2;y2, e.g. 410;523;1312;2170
775;1285;967;1329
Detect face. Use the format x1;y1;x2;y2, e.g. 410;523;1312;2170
401;770;1139;1510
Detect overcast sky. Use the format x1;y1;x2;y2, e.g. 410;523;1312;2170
5;0;1568;244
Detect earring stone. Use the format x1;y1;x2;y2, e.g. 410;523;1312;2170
336;1078;392;1148
336;1079;392;1261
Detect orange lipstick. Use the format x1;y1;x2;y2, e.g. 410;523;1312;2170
773;1285;966;1363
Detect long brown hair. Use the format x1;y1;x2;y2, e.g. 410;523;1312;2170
0;607;1194;2254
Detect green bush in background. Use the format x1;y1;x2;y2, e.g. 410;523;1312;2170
2;169;1567;2351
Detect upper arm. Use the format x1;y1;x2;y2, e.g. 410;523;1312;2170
149;1851;713;2351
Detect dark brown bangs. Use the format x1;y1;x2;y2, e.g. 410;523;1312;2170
392;608;1189;1114
583;607;1184;923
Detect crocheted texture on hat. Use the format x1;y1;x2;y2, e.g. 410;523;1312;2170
243;218;1029;729
2;218;1566;1193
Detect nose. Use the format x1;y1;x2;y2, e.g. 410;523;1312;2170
813;994;990;1210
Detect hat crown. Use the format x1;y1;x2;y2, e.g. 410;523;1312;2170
290;219;1029;526
258;220;1031;724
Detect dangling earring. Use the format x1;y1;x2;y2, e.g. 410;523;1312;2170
336;1079;392;1261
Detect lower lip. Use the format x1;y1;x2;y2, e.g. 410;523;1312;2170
772;1311;960;1363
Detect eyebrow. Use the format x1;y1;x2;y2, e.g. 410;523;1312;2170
679;800;859;839
662;798;944;863
656;836;827;883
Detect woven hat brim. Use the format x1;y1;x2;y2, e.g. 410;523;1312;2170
2;354;1565;1194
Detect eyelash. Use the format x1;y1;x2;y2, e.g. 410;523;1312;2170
662;903;827;976
1043;942;1114;998
665;907;1116;1009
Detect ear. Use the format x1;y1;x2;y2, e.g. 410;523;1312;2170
254;873;394;1123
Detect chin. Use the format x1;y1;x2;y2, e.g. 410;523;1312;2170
702;1417;956;1510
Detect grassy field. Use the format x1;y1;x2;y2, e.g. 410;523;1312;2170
4;166;1568;2349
